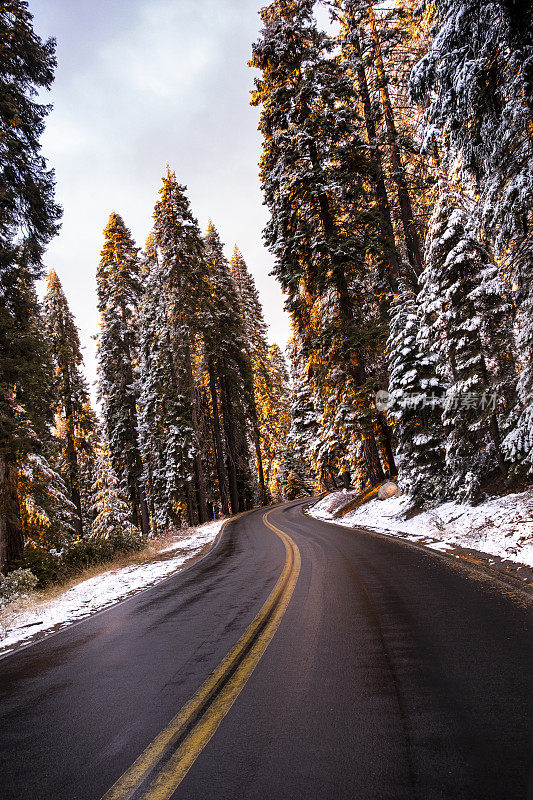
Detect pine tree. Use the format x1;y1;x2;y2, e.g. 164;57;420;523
229;245;273;502
44;269;96;535
0;1;61;571
280;338;320;497
97;213;150;535
260;344;291;501
204;226;254;512
230;246;270;360
336;3;402;294
18;451;77;550
251;0;393;486
337;0;425;283
387;286;447;504
410;0;533;475
90;445;136;539
139;288;197;528
139;170;210;527
418;187;516;500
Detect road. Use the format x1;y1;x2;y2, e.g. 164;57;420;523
0;500;531;800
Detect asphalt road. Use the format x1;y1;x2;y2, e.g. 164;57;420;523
0;500;531;800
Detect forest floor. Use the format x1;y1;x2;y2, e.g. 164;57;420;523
0;519;225;657
308;488;533;589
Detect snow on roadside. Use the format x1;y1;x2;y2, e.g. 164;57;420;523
0;520;225;655
309;489;533;567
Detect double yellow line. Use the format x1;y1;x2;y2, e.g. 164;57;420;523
101;510;301;800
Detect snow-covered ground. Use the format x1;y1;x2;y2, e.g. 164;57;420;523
309;489;533;567
0;520;225;656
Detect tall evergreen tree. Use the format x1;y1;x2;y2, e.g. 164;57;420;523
335;3;402;293
0;1;61;570
410;0;533;474
418;188;516;499
337;0;425;284
18;450;77;549
229;245;273;502
387;286;447;504
44;269;95;535
280;338;320;497
97;212;150;535
251;0;394;485
260;344;291;500
204;226;255;512
139;169;210;527
90;444;136;540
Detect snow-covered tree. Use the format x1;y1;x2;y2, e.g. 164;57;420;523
44;269;96;535
204;226;255;512
90;446;136;540
18;452;77;549
411;0;533;478
388;286;447;504
230;245;284;503
339;0;425;281
97;213;149;535
0;1;61;570
139;170;210;527
251;0;392;485
280;338;321;496
418;188;516;500
260;344;291;501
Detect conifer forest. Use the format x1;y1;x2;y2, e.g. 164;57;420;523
0;0;532;584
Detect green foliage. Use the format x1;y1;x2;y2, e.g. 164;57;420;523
0;568;38;607
18;451;77;548
15;545;62;587
283;470;312;501
90;446;136;539
138;172;209;527
16;530;145;588
97;213;148;532
0;0;62;570
44;269;97;534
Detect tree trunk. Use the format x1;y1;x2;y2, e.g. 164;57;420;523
63;372;84;537
0;457;24;573
220;375;240;515
377;412;397;477
361;434;386;485
208;364;230;515
254;428;267;505
120;302;150;536
367;7;424;279
185;483;195;528
305;135;387;486
138;483;150;536
184;340;208;524
351;27;400;292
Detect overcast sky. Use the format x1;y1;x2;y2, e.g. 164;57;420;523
30;0;292;397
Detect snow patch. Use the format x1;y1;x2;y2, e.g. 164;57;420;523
309;490;533;567
0;520;225;655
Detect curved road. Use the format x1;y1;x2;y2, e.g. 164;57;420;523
0;500;531;800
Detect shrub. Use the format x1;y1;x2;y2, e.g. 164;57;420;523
15;528;146;587
15;546;64;587
0;568;39;608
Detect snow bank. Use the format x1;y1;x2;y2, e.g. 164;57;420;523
309;490;533;567
0;520;224;655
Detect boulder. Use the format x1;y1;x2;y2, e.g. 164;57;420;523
378;481;401;500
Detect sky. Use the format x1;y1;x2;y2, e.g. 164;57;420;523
30;0;292;398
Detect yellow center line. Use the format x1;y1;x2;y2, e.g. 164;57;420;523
101;509;301;800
